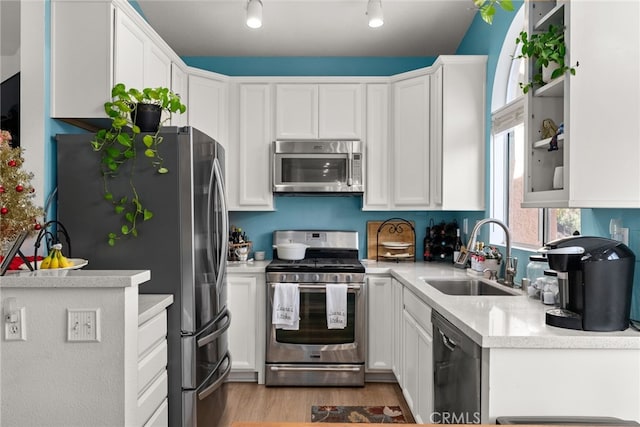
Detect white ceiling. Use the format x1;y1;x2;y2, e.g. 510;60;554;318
136;0;479;57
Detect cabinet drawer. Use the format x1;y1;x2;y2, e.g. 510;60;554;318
138;339;168;396
138;310;167;358
403;287;432;333
143;398;168;427
137;369;168;427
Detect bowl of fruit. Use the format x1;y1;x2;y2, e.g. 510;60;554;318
21;243;88;271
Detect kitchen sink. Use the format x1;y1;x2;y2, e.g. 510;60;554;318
421;278;519;296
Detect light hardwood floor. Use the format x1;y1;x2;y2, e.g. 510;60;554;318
218;382;415;426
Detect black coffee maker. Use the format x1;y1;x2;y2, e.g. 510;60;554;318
540;236;635;331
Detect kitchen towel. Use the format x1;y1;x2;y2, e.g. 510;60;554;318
272;283;300;330
326;283;347;329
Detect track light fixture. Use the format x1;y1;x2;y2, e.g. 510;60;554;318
367;0;384;28
246;0;263;29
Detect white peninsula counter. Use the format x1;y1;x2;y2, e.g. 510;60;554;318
0;269;173;427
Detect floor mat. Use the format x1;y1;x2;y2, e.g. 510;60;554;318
311;405;408;423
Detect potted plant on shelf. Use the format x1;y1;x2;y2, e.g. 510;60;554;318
90;83;187;246
515;24;577;94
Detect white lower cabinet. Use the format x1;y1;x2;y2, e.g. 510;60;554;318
366;275;393;371
137;307;169;426
391;278;403;382
401;287;433;424
227;272;266;383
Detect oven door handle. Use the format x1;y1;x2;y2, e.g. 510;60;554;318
269;366;362;372
270;284;361;291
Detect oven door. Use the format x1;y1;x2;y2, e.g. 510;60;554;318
266;282;366;364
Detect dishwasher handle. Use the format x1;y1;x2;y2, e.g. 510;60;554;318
438;329;457;352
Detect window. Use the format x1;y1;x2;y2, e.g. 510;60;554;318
490;7;580;249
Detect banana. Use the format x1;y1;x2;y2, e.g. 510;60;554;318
40;252;53;269
49;249;59;269
57;250;71;268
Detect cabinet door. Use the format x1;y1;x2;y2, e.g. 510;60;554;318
145;42;171;90
51;1;114;118
568;1;640;207
170;63;188;127
188;74;228;145
275;84;318;139
430;66;444;207
392;75;431;209
363;84;390;210
367;276;393;371
402;310;419;415
416;321;433;424
439;57;486;210
227;275;257;371
318;84;363;138
391;278;403;383
114;8;145;90
234;83;274;210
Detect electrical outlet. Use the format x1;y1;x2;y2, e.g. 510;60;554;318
67;309;101;342
4;307;26;341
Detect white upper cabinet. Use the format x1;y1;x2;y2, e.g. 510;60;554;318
276;84;363;139
363;84;390;210
567;0;640;207
523;1;640;208
51;1;174;120
170;63;189;127
227;82;274;211
188;71;229;148
392;74;431;209
431;56;486;211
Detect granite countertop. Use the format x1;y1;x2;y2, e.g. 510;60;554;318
0;269;151;288
227;259;640;350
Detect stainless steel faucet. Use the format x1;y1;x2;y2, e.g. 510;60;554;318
454;218;518;286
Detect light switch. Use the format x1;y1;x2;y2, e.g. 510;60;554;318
67;309;101;342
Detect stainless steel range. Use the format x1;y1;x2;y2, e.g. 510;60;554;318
265;230;366;386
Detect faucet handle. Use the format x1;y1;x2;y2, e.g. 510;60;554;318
483;268;498;280
506;256;518;271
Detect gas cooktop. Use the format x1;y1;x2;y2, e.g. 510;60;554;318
266;257;365;273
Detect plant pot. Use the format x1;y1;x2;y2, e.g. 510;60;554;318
542;63;561;84
132;103;162;132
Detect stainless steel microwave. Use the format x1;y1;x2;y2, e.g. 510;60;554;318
272;140;364;193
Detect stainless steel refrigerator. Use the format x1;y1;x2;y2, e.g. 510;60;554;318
56;126;230;427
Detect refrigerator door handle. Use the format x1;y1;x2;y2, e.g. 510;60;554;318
206;157;229;287
197;309;231;347
198;353;232;401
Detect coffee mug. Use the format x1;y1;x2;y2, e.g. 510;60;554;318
254;251;265;261
235;247;249;261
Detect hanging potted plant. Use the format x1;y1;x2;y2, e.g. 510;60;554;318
90;83;187;246
515;24;577;94
474;0;515;25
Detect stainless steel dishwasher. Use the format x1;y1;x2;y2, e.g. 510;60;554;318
432;311;482;424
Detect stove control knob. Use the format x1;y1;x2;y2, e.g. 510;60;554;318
346;274;352;283
280;274;287;282
312;274;320;282
333;275;340;283
293;274;300;282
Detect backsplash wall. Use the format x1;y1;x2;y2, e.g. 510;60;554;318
229;196;483;261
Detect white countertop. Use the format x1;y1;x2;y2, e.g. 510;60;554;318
139;294;174;325
227;259;640;350
364;260;640;350
0;269;151;288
